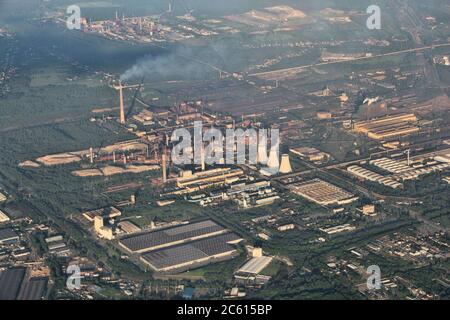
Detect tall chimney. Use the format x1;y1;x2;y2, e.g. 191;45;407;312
119;82;125;124
201;143;205;171
162;151;167;183
89;147;94;164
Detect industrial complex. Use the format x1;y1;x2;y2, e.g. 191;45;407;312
1;0;449;302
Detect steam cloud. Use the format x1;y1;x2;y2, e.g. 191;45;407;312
120;46;219;81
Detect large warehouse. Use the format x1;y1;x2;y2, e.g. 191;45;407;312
353;113;419;140
0;228;19;244
290;179;358;206
118;220;243;272
0;267;26;300
140;233;242;272
119;220;228;253
237;256;273;275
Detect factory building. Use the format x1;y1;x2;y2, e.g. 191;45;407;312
132;109;153;125
226;181;270;196
277;223;295;231
290;179;358;206
83;207;121;222
176;168;244;189
290;147;330;163
119;220;228;254
234;248;273;286
118;221;141;234
320;223;356;235
369;158;412;174
84;206;122;240
140;232;242;272
94;216;115;240
434;153;450;164
0;210;10;223
347;165;403;189
353;113;419;140
185;180;280;208
237;256;273;275
362;204;376;216
0;228;19;245
370;157;450;181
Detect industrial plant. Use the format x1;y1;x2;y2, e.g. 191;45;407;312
1;0;449;304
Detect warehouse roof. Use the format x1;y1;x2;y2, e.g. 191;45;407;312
141;232;242;271
119;220;226;253
0;267;26;300
0;228;19;242
238;256;273;275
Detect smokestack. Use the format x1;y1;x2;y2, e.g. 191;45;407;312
201;143;205;171
89;147;94;164
279;154;293;174
162;152;167;183
119;82;125;124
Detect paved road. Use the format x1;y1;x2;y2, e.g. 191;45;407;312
248;43;450;78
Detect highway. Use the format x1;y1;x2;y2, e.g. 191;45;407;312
248;43;450;79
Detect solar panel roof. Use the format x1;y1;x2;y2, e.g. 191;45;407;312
119;220;225;252
141;232;241;270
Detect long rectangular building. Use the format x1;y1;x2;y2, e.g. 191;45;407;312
0;228;19;244
0;267;26;300
347;165;403;189
176;168;244;188
0;210;10;223
237;256;273;275
119;220;228;253
354;113;419;140
140;233;242;272
291;179;358;206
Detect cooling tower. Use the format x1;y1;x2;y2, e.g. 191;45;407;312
279;154;293;174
